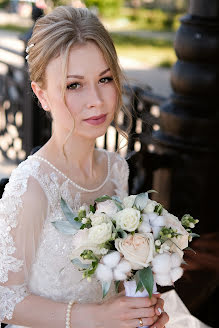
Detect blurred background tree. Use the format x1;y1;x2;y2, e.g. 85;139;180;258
85;0;124;17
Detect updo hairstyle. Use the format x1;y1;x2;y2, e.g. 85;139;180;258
27;6;132;141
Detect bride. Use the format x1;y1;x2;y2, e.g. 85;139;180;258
0;6;169;328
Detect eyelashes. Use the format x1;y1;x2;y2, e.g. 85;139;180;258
66;76;113;90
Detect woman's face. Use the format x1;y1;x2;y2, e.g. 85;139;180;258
42;41;118;140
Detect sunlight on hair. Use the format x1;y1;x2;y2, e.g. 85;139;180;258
118;134;128;157
150;105;160;118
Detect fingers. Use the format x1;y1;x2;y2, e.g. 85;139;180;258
125;294;160;309
155;297;164;316
127;306;156;320
129;314;159;327
150;311;169;328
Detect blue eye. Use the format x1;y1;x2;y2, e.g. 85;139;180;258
67;83;80;90
99;77;113;84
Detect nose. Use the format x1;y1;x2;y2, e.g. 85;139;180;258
86;84;103;109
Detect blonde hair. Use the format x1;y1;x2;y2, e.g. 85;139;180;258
27;6;132;150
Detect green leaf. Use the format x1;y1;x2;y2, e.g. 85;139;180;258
95;195;112;203
190;233;200;238
185;247;196;254
114;280;120;293
60;198;82;229
71;258;90;269
51;221;78;235
147;190;158;194
136;280;144;293
139;267;154;298
101;280;111;298
117;228;128;239
90;205;95;213
133;193;148;211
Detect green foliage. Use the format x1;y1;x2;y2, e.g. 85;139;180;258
85;0;124;17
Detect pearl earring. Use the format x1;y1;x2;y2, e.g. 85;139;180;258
44;105;48;109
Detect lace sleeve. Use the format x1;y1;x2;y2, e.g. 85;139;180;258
111;153;129;200
0;162;48;322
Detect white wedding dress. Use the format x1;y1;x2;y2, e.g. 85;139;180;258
0;149;211;328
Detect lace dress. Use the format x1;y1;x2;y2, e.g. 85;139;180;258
0;149;129;328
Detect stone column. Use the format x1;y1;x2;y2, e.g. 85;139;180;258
152;1;219;325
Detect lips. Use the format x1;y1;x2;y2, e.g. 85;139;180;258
83;114;107;126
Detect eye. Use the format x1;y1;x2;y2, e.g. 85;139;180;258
99;77;113;84
67;82;81;90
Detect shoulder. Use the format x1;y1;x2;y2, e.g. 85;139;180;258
2;156;44;200
108;150;129;174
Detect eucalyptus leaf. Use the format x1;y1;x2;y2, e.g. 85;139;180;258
71;258;90;269
51;221;78;235
147;190;158;194
112;195;122;203
95;195;112;203
61;198;82;229
190;233;200;238
133;193;148;211
101;280;111;298
185;247;196;254
117;228;128;239
139;267;154;298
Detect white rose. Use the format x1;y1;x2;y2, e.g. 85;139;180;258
123;195;137;208
90;213;111;226
88;222;112;245
115;233;154;270
143;199;159;214
96;200;119;217
114;208;140;232
71;230;102;263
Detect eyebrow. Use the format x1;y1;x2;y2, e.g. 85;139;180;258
67;68;110;79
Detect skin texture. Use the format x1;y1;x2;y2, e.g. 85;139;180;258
30;41;169;328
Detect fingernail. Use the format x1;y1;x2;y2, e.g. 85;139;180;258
158;308;162;315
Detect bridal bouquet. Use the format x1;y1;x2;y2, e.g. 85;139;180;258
53;191;199;326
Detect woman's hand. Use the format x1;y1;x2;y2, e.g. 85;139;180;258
71;291;169;328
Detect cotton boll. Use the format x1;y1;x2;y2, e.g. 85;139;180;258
154;272;172;286
154;215;165;227
103;251;121;268
96;263;113;282
138;221;152;234
152;253;171;273
113;269;127;281
116;259;132;273
152;226;161;239
148;213;159;226
170;267;183;283
170;253;182;268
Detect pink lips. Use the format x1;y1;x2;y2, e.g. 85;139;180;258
83;114;107;126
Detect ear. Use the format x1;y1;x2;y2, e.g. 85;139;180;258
31;81;50;111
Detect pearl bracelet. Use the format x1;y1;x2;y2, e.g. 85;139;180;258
65;300;75;328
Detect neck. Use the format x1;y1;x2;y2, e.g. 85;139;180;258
42;131;97;178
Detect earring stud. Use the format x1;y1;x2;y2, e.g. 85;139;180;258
44;105;48;109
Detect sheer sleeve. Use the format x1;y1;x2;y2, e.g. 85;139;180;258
0;165;48;322
111;153;129;199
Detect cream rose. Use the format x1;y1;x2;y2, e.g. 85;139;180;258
115;233;154;270
114;208;140;232
162;235;188;258
96;200;119;217
90;213;111;226
123;195;137;208
88;222;112;245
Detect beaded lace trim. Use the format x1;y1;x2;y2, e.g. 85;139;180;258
30;150;110;193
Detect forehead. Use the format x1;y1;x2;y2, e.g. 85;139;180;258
45;41;109;79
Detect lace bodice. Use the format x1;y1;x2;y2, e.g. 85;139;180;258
0;149;129;326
